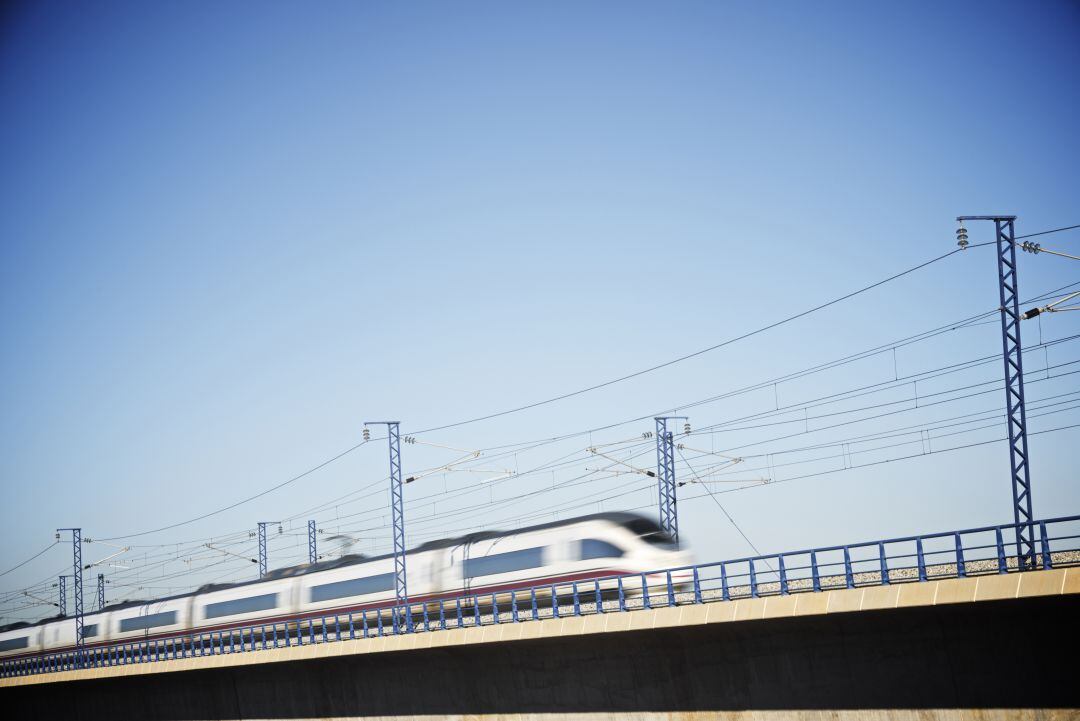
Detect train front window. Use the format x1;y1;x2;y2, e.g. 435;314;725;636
625;518;677;549
579;539;624;560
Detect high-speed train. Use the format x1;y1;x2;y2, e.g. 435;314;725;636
0;513;692;660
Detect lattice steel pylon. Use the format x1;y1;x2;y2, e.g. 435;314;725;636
97;573;105;610
56;528;83;666
654;417;687;547
365;421;411;632
308;520;317;564
958;215;1035;569
256;521;280;579
58;576;67;616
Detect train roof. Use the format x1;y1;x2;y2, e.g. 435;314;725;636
0;512;663;634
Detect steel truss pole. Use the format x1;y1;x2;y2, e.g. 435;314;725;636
256;522;280;578
308;520;317;564
958;215;1035;569
58;576;67;616
365;421;411;632
56;528;83;666
654;416;687;547
97;573;105;610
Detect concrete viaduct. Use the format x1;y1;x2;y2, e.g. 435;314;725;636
3;566;1077;720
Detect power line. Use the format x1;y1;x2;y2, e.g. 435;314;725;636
97;440;373;541
409;245;987;435
6;272;1074;606
676;446;764;557
79;278;1080;549
1016;223;1080;240
0;543;58;579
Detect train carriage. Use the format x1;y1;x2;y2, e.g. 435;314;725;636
0;513;691;662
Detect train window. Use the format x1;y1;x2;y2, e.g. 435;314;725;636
464;547;544;578
310;573;394;603
625;518;676;548
83;624;98;638
118;611;178;633
204;592;279;619
579;539;624;560
0;636;28;652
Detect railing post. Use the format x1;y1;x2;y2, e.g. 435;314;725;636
843;547;854;589
552;586;561;618
572;582;580;616
439;600;446;630
617;577;626;611
492;593;500;623
995;527;1008;573
531;588;539;620
512;591;519;622
721;563;730;600
693;567;702;604
955;533;966;578
641;574;651;609
878;542;889;585
810;551;821;592
1039;521;1052;570
594;580;603;613
749;559;758;598
778;556;789;595
667;571;676;606
916;538;927;582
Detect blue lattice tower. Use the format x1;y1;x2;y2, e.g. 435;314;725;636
97;573;105;610
364;421;411;632
256;522;280;578
58;575;67;616
308;520;317;564
958;215;1035;568
654;417;687;546
56;528;83;666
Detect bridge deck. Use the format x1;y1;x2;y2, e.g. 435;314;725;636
3;565;1075;688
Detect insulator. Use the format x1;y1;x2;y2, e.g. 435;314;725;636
956;225;969;249
683;422;691;434
642;431;653;439
277;525;283;534
362;428;370;441
404;436;416;444
676;443;685;450
1022;241;1040;254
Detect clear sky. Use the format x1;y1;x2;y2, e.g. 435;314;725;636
1;0;1077;622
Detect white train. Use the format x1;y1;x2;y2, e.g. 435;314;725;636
0;513;692;661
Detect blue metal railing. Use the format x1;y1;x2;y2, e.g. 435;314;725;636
3;515;1077;678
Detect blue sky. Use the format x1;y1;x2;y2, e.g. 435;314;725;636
1;1;1077;620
